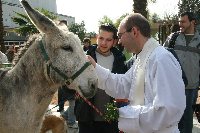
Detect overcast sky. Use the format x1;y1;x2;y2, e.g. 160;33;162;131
56;0;179;33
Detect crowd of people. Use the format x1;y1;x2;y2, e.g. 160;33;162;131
1;10;200;133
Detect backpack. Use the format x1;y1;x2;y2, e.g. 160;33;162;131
168;31;200;54
167;31;200;87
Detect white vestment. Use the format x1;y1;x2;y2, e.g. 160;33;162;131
0;51;8;64
95;38;186;133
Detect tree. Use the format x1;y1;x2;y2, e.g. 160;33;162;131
132;0;156;19
133;0;148;18
12;8;57;36
115;14;128;28
0;0;5;53
178;0;200;14
68;21;86;42
12;8;86;42
98;15;114;26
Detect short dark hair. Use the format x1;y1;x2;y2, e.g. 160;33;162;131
171;23;180;33
124;13;151;38
180;11;196;22
99;23;118;39
83;38;91;44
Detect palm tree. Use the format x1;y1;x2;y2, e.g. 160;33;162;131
0;0;5;53
12;8;57;36
133;0;148;18
133;0;157;19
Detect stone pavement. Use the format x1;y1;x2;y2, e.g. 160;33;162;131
193;117;200;133
48;104;200;133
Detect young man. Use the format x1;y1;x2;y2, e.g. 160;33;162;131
57;85;78;129
88;13;186;133
164;11;200;133
83;37;92;52
75;23;127;133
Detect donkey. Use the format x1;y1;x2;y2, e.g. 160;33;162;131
0;0;97;133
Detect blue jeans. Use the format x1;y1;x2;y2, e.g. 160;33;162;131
61;100;76;125
178;89;198;133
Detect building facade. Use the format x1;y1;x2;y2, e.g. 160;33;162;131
2;0;75;48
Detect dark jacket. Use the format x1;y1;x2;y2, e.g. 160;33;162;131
75;45;127;122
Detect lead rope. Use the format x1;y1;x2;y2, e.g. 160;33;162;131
75;92;124;133
75;92;103;116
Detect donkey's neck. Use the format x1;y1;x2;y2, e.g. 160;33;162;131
8;43;58;123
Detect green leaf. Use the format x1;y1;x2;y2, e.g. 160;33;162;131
104;102;119;122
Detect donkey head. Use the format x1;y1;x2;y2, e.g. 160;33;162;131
20;0;97;98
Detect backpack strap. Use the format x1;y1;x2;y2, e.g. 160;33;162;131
174;45;200;54
166;48;188;86
168;32;180;48
169;32;200;54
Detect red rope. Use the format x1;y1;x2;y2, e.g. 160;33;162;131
75;92;103;116
75;92;124;133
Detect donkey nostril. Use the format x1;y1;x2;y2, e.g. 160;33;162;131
91;83;95;89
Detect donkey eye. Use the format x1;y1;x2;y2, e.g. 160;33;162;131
62;45;73;52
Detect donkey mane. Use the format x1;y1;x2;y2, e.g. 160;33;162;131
13;34;38;66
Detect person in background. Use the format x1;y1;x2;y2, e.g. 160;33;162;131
57;85;78;129
6;45;15;63
171;23;180;33
87;13;186;133
125;53;136;69
75;23;127;133
164;11;200;133
83;37;92;52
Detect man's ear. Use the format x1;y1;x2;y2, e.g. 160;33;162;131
191;19;196;25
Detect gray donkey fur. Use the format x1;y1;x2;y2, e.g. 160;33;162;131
0;0;98;132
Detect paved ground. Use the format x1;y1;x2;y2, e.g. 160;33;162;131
48;104;200;133
193;117;200;133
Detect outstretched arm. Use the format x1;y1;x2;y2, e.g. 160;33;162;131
87;55;96;68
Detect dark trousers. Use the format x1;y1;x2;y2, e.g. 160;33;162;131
57;87;75;111
58;88;66;111
178;89;198;133
78;121;119;133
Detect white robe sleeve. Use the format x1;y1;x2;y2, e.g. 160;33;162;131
0;52;8;63
96;63;133;99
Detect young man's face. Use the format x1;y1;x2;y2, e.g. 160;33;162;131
83;42;90;48
179;15;195;34
97;29;115;53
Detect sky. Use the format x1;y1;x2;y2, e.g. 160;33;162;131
56;0;179;33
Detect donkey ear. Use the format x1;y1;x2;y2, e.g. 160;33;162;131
20;0;58;34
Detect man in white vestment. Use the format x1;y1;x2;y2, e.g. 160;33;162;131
88;13;186;133
0;51;8;64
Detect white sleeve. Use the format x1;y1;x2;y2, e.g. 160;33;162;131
95;63;133;99
3;54;8;63
0;52;8;63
